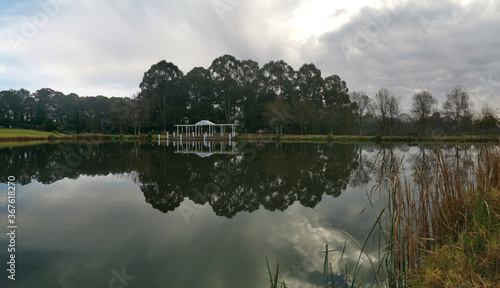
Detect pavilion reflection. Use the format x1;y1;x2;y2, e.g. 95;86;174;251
160;139;239;157
0;142;380;217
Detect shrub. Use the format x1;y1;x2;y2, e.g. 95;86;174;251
44;119;56;132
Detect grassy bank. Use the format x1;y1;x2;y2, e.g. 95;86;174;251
0;128;58;140
369;146;500;287
241;133;371;143
405;148;500;287
311;146;500;288
2;129;499;145
240;133;500;143
0;128;152;143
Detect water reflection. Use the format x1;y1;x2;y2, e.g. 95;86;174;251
172;140;239;157
0;142;487;287
0;142;483;217
0;142;363;217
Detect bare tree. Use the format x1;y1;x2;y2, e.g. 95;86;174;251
108;97;130;135
442;85;473;135
374;87;399;136
130;92;151;135
374;88;389;135
350;90;371;136
474;104;498;134
388;95;400;136
411;89;438;135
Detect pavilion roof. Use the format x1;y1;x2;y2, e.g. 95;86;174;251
195;120;216;126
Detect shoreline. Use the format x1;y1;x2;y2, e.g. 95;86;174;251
1;128;499;144
239;133;500;143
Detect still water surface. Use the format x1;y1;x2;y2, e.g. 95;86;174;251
0;141;474;287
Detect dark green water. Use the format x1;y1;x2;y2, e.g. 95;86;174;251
0;141;473;287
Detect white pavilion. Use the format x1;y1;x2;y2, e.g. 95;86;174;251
174;120;237;139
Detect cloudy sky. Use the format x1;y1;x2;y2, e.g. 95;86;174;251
1;0;499;111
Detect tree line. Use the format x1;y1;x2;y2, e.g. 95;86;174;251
1;54;498;136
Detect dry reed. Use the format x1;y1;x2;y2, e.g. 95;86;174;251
372;145;500;287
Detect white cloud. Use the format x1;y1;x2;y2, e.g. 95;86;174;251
0;0;498;111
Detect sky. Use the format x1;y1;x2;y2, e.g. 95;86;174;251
0;0;499;112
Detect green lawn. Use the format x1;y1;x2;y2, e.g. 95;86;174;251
0;128;56;138
0;128;145;143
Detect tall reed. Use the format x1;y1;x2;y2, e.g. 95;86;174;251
266;257;287;288
284;144;499;287
371;145;500;287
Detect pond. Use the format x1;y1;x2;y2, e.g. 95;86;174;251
0;141;476;287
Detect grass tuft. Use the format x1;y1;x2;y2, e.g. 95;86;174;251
371;145;500;287
266;257;287;288
322;144;500;287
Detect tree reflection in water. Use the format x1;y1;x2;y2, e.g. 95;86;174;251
1;141;474;218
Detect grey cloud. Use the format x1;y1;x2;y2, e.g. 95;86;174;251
0;0;499;111
315;0;500;110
